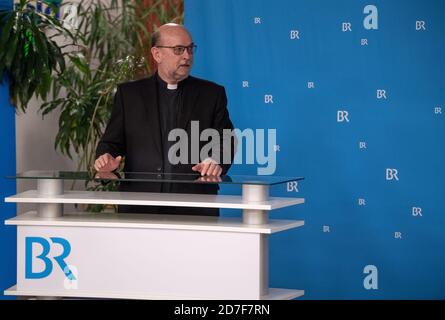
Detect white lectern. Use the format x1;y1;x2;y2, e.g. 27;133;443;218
4;171;304;300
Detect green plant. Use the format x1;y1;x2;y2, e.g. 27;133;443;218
0;0;72;111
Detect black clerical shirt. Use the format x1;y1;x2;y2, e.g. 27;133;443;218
156;74;183;192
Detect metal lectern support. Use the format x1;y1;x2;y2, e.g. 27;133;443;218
241;183;270;297
34;179;64;299
37;179;63;218
242;184;269;225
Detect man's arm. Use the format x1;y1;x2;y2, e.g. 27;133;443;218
191;86;235;177
95;86;127;162
212;86;235;176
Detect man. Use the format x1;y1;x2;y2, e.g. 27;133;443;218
94;23;235;216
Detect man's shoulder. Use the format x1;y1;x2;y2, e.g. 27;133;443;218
116;76;155;91
188;76;225;92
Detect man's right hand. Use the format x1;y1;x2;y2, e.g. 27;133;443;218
94;153;122;172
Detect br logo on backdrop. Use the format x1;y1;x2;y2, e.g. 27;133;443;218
337;110;350;123
287;181;299;193
386;168;399;181
25;237;77;286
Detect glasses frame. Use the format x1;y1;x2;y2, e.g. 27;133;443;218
155;43;197;55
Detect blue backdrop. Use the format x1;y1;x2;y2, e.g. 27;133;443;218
0;0;16;300
185;0;445;299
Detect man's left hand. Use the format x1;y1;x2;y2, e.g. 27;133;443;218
192;159;223;176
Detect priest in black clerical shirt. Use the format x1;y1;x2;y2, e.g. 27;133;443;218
94;23;235;216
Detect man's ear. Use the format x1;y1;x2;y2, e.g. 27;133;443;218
151;47;161;64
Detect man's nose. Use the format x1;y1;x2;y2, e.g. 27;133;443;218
182;49;192;60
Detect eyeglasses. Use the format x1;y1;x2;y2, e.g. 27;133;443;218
156;43;197;55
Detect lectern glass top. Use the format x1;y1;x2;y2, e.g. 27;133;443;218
8;170;304;186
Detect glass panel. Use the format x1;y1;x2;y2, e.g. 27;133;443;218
7;170;304;186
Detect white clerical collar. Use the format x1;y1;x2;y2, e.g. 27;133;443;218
167;83;178;90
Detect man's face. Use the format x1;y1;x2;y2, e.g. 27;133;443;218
152;28;194;83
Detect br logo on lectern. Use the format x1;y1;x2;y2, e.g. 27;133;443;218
25;237;76;280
